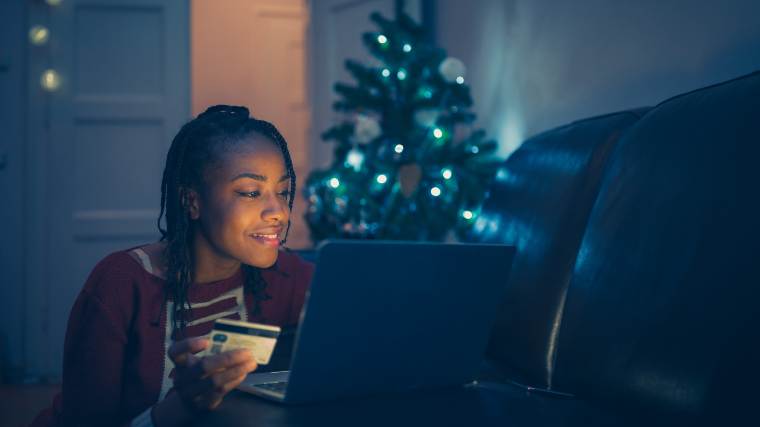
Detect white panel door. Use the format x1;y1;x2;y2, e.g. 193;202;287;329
26;0;189;379
308;0;421;170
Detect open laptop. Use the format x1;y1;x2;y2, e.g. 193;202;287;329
238;240;515;404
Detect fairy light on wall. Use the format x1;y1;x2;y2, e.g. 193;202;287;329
29;25;50;46
40;69;62;91
32;1;63;92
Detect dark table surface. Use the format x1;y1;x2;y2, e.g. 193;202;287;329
188;381;635;427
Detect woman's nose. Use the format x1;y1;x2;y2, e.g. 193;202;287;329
262;193;287;222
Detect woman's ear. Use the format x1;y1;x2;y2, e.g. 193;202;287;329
181;187;201;220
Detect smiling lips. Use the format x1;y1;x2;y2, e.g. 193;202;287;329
250;227;283;247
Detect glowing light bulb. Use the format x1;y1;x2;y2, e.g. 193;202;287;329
456;76;465;84
29;25;50;45
377;34;388;44
462;210;474;220
433;128;443;139
394;144;404;154
40;69;61;91
396;69;407;80
376;174;388;184
430;186;441;197
381;68;391;78
329;178;340;188
442;168;452;180
403;43;412;52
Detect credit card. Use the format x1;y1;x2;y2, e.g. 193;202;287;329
204;318;281;365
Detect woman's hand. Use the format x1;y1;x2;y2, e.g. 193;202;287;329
152;337;258;427
171;336;258;410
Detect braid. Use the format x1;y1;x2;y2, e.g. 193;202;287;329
157;105;297;337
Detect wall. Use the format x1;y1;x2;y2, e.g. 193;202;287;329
192;0;311;248
0;0;27;382
436;0;760;157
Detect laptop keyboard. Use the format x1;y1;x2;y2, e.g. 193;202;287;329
255;381;288;393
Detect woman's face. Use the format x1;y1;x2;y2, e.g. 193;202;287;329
193;135;291;269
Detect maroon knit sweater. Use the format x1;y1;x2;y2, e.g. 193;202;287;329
30;247;314;427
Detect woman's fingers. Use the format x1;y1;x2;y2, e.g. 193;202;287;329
208;359;258;393
188;349;254;378
168;337;209;366
176;359;257;409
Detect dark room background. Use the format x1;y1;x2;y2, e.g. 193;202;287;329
1;0;759;386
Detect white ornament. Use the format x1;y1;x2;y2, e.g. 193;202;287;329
414;109;439;127
438;57;466;83
345;147;364;171
354;115;381;144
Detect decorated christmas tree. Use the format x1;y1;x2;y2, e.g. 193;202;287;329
304;7;499;243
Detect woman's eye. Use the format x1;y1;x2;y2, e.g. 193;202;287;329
238;191;261;198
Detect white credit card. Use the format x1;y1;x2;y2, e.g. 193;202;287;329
204;318;281;365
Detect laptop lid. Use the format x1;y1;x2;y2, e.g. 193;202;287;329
282;240;515;403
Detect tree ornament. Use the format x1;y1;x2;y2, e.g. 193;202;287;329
438;57;466;83
345;147;365;171
398;163;422;198
354;115;381;144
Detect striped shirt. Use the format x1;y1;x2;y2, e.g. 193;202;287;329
31;247;314;427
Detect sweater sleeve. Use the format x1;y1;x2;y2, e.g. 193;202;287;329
31;253;137;427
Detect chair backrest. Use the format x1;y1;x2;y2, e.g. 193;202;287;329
469;108;649;388
553;70;760;422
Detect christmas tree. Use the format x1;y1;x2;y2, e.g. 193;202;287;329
304;8;499;243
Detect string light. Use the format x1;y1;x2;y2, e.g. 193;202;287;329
394;144;404;154
456;76;465;84
418;87;433;99
377;34;388;45
376;174;388;184
471;146;479;154
396;69;407;80
29;25;50;45
403;43;412;52
329;177;340;188
430;186;441;197
462;210;474;220
40;69;61;91
381;68;391;78
433;128;443;139
442;168;452;180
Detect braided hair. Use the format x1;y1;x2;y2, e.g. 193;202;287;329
157;105;296;338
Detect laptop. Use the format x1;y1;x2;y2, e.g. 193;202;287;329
238;240;515;404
